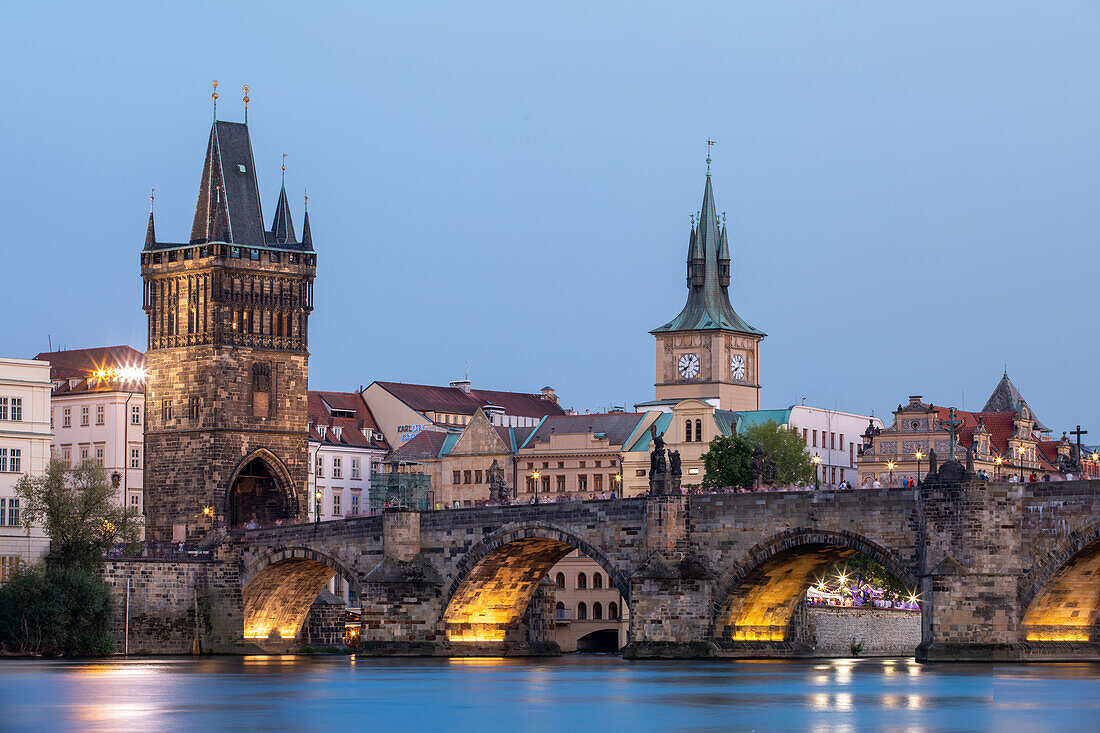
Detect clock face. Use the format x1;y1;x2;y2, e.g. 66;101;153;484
677;353;700;379
730;353;746;380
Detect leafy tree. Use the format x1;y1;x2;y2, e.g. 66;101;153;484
823;556;909;601
700;434;754;488
15;459;143;570
0;563;115;655
741;420;816;486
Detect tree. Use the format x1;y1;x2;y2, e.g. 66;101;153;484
0;563;115;655
15;459;143;570
823;556;909;601
741;420;816;486
700;434;754;488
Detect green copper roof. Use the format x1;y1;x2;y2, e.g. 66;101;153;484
651;173;764;336
733;408;792;432
627;413;672;452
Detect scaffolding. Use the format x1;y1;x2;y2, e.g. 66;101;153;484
369;470;433;511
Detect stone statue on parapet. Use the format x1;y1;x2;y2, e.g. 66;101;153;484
927;448;937;477
669;450;682;478
488;459;509;504
965;442;975;474
751;442;766;490
648;425;680;496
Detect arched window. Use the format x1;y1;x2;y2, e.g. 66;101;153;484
577;572;587;590
695;419;703;442
555;601;565;619
685;420;693;442
593;602;603;620
593;573;603;589
609;602;619;620
555;572;565;589
577;602;587;620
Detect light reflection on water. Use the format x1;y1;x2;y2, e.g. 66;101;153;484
0;656;1098;732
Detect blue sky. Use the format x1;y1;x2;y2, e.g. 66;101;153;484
2;2;1097;431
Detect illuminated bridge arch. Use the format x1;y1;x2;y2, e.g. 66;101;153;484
240;546;360;645
442;522;629;643
713;528;916;642
1019;521;1100;643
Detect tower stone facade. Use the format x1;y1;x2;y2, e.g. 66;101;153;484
141;118;316;543
651;163;764;411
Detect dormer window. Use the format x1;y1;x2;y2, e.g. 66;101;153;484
238;164;247;173
333;426;343;440
318;425;327;440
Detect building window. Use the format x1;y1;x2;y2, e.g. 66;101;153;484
350;493;360;515
61;446;71;463
839;434;844;449
8;399;20;422
131;448;141;469
81;406;90;426
593;573;603;589
332;492;341;517
130;494;140;508
132;405;141;425
579;461;586;468
0;398;6;420
94;446;104;466
577;572;587;590
812;430;817;448
595;460;602;468
0;556;17;583
96;404;105;425
464;470;472;484
0;449;19;473
557;461;564;469
80;446;89;461
577;602;587;620
162;400;172;421
594;474;603;493
555;573;565;589
316;454;324;478
609;602;619;620
189;396;200;420
351;458;361;480
452;471;461;485
556;475;565;492
332;457;342;479
578;474;588;492
831;432;836;450
63;407;71;427
685;420;692;442
803;428;808;444
6;498;18;527
593;602;603;620
695;419;702;442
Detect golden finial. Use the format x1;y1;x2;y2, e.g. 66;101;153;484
282;153;287;182
243;85;250;123
211;80;219;118
216;184;221;203
304;188;308;212
150;187;155;213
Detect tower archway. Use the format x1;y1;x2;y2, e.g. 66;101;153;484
227;449;298;529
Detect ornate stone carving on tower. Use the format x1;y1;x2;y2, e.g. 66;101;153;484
650;159;765;411
140;110;316;543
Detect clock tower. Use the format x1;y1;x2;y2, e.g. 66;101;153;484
651;160;764;411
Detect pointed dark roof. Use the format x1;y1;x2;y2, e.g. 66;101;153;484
270;183;296;244
189;121;266;246
982;372;1049;432
144;212;156;250
301;210;313;251
652;172;763;336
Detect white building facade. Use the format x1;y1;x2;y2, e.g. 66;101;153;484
785;405;884;488
0;357;53;570
308;391;389;522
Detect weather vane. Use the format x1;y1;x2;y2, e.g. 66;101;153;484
706;139;716;174
282;153;287;182
243;85;250;123
211;80;218;118
150;187;155;213
304;187;308;211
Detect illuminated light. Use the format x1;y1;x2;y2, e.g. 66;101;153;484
731;628;786;642
1024;630;1090;642
279;628;297;639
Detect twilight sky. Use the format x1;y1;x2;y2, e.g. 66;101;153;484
2;2;1097;432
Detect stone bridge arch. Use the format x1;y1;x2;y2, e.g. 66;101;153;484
712;528;917;643
441;521;630;643
1019;520;1100;643
240;545;361;646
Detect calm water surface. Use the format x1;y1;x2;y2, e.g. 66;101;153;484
1;655;1098;732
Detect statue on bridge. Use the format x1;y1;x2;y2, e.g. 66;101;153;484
648;425;681;496
488;459;509;504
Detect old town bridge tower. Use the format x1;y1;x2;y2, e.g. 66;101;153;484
141;113;316;543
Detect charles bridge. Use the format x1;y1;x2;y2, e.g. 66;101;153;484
103;477;1100;661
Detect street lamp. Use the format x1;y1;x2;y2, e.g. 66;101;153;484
614;473;622;498
994;455;1003;480
532;470;541;505
915;450;924;485
811;454;821;490
1018;445;1026;481
315;489;323;524
886;460;895;484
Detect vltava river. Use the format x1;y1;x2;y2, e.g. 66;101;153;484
1;655;1098;732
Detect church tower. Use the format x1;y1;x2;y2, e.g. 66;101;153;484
651;159;764;410
141;109;316;543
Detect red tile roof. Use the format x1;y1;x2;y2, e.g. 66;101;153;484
372;381;566;420
388;430;449;461
35;346;146;395
308;390;388;451
931;406;1052;465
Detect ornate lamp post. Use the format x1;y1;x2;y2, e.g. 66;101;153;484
915;450;924;485
315;489;323;524
532;470;541;505
811;454;821;490
994;455;1003;480
614;473;622;497
1018;445;1026;481
886;460;895;485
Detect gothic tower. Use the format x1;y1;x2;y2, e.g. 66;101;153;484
651;160;764;410
141;115;316;543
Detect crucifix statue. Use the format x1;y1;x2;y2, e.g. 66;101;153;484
1070;425;1088;457
941;408;963;461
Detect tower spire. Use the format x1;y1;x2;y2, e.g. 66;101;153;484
144;188;157;250
270;156;296;245
301;190;313;251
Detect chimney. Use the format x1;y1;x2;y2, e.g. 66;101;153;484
450;379;472;394
541;386;558;405
908;395;923;406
